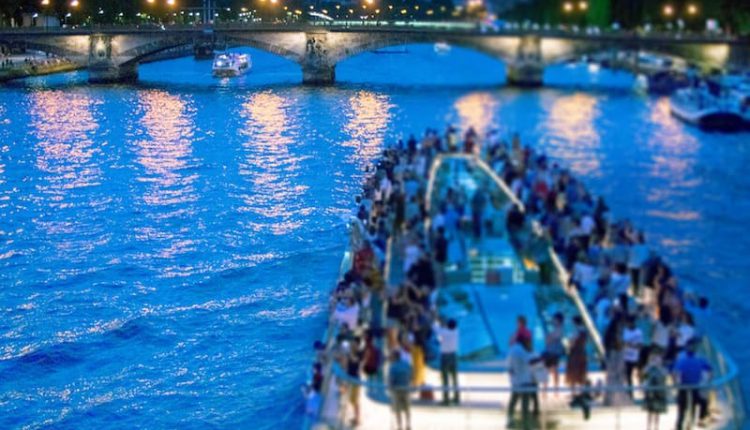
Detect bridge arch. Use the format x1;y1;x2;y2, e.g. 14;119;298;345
327;33;520;66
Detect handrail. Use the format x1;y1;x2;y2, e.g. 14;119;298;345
453;153;606;358
301;221;358;430
330;353;741;393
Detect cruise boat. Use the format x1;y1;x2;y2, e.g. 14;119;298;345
303;132;745;430
211;53;251;78
670;85;746;131
434;42;451;55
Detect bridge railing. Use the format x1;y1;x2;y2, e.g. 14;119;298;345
0;22;743;44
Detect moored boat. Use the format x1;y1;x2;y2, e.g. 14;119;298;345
670;86;745;132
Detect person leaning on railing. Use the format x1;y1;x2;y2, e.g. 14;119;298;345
673;339;712;430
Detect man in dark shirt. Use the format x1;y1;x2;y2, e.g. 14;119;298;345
433;226;448;286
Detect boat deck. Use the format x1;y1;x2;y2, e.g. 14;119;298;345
311;153;743;430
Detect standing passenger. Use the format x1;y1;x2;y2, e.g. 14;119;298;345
623;315;644;397
542;313;565;396
643;349;668;430
388;350;413;430
435;318;460;405
674;340;712;430
566;316;588;395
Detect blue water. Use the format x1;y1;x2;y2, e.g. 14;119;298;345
1;45;748;429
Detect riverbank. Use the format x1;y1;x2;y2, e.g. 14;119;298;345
0;58;81;82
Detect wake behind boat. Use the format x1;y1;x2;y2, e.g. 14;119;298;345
212;53;251;78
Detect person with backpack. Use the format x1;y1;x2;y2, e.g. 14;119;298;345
642;348;668;430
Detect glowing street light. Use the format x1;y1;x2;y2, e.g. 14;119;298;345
166;0;176;6
70;0;79;7
563;2;573;13
41;0;50;6
687;4;698;16
578;1;588;11
663;4;674;17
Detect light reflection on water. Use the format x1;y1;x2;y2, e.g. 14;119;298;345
453;91;499;136
545;93;602;177
134;90;198;208
342;90;392;172
0;45;749;429
30;90;101;193
238;90;308;235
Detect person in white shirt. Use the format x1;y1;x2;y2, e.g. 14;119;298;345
675;313;695;350
580;214;595;237
435;319;460;405
622;315;643;397
610;263;631;298
507;336;536;427
333;297;360;330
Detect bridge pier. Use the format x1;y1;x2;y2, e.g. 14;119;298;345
506;62;544;87
302;63;335;85
506;35;544;88
87;34;138;84
301;32;335;85
88;62;138;84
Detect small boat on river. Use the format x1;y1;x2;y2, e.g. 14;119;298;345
212;53;251;78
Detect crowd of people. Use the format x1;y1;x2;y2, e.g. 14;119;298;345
0;51;70;71
303;126;718;430
485;132;716;429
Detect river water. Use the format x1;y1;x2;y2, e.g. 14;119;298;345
0;45;748;429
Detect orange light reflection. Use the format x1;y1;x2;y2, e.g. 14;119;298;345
545;93;602;177
238;91;307;236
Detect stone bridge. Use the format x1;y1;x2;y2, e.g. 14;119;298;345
0;25;748;86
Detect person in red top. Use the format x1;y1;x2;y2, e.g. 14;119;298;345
512;315;532;346
353;241;374;276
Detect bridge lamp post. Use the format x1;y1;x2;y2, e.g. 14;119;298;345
40;0;51;30
68;0;79;26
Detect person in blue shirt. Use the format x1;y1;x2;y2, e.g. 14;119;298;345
388;350;413;430
673;339;712;429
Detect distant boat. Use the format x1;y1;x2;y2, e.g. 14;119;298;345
212;53;251;78
434;42;451;55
